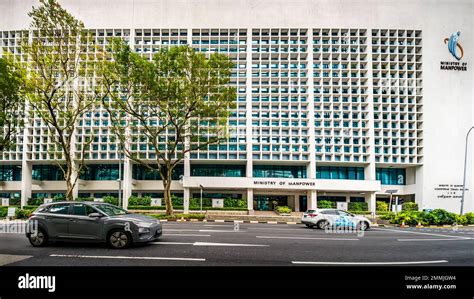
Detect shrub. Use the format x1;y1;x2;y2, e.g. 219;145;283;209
151;213;205;220
15;209;34;219
464;212;474;224
376;201;388;211
424;209;457;225
9;197;20;206
189;198;212;209
171;196;183;206
455;215;468;225
28;198;44;206
348;202;368;211
401;202;419;211
52;195;65;202
275;206;292;214
318;200;336;209
379;212;395;220
224;198;247;208
128;196;152;206
103;196;119;206
0;207;7;218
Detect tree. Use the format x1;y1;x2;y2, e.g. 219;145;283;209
0;55;25;153
21;0;99;200
99;39;236;215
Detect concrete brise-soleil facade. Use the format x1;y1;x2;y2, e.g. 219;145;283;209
0;0;472;213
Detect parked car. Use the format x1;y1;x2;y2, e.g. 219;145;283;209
301;209;371;230
26;201;162;249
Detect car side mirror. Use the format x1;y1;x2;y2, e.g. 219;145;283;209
88;212;103;218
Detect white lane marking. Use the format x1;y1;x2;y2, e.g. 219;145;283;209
50;254;205;262
256;236;359;241
193;242;268;247
198;229;241;233
248;227;308;231
150;241;268;247
398;238;473;242
373;228;469;239
163;234;211;237
292;260;448;265
203;224;233;227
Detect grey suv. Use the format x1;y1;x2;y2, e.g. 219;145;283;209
25;201;162;249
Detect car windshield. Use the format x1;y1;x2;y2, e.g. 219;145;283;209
93;204;129;216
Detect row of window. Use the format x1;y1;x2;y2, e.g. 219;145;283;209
1;164;405;185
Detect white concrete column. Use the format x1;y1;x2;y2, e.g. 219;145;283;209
307;29;317;180
365;192;376;214
246;188;254;214
122;158;133;209
245;27;253;179
20;160;32;207
307;190;317;210
365;27;377;182
183;187;190;214
294;194;300;212
346;195;351;203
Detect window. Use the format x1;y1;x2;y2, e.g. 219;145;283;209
48;204;70;215
133;164;184;180
0;166;21;181
191;164;245;177
71;204;96;216
376;168;406;185
316;166;365;180
253;165;306;178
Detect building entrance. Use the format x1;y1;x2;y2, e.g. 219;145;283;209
254;195;288;211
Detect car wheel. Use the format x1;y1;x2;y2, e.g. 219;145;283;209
28;228;48;247
108;229;132;249
305;224;314;228
357;221;369;231
317;220;329;229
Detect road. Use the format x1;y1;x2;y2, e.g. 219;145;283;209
0;222;473;266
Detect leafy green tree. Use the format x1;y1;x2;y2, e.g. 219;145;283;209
0;56;25;152
20;0;100;200
99;39;236;216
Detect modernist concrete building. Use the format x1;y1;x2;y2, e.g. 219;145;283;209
0;0;472;213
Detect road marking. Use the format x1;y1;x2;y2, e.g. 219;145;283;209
292;260;448;265
398;238;473;242
203;224;233;227
163;234;211;237
193;242;268;247
164;229;201;232
50;254;205;262
248;227;306;231
150;241;268;247
199;229;241;233
0;254;32;266
256;236;359;241
373;228;469;239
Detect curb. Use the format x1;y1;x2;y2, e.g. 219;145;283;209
157;219;301;224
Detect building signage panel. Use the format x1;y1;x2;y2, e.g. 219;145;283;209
440;31;468;71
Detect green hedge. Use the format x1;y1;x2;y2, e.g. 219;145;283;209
376;201;388;211
317;200;336;209
0;207;7;218
401;202;419;211
380;209;474;226
150;213;205;220
28;198;43;206
348;202;368;211
276;206;292;214
128;196;152;206
103;196;118;206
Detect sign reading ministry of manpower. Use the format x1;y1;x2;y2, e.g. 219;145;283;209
253;180;316;188
440;31;468;71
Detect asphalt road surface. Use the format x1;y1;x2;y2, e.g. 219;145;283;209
1;222;473;266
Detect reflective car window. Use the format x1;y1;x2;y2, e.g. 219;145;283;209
71;204;96;216
48;204;70;214
93;204;128;216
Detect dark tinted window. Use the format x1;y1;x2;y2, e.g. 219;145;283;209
71;204;96;216
48;204;70;214
321;209;338;215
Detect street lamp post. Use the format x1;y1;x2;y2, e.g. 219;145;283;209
460;126;474;215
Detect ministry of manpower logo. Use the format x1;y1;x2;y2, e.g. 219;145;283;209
440;31;467;71
444;31;464;60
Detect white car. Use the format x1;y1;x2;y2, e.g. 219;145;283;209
301;209;371;230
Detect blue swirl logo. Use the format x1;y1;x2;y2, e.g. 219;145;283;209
444;31;464;61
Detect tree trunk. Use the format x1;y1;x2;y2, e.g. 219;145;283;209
163;175;174;216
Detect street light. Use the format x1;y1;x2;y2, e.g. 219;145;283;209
199;184;203;212
386;190;398;213
460;126;474;215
